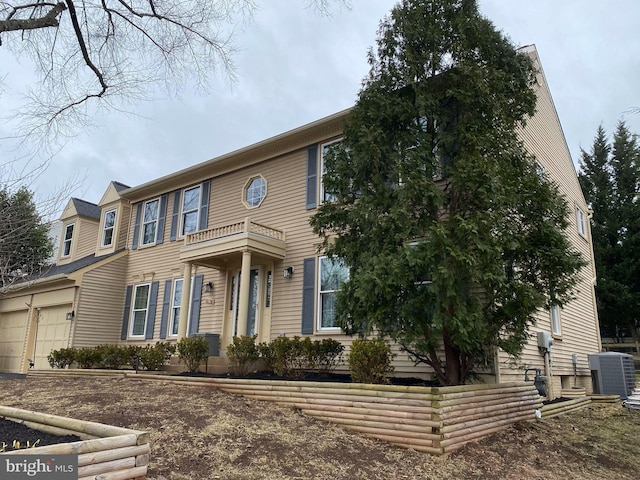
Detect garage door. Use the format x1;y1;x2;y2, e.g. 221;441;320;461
0;310;28;373
33;305;72;370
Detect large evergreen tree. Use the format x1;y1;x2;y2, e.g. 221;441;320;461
0;186;53;292
579;122;640;353
311;0;585;385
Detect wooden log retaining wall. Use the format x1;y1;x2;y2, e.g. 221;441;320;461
0;406;149;480
130;374;541;455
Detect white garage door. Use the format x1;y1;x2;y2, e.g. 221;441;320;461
0;310;28;373
33;305;72;370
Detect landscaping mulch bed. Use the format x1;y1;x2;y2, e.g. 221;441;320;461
0;418;80;451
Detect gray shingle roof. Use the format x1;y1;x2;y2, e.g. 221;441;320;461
71;198;101;219
112;181;130;192
27;249;126;281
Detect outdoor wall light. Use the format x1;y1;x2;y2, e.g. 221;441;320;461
283;266;294;279
66;311;75;320
204;281;214;293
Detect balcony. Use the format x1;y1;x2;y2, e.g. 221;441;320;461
179;218;286;269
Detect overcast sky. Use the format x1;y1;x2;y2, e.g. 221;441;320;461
1;0;639;216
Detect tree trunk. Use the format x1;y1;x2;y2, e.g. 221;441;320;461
443;337;462;386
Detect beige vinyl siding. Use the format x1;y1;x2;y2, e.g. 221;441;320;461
57;217;100;265
498;49;600;384
73;255;129;347
116;203;131;251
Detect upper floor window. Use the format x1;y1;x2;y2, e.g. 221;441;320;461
576;206;587;238
101;209;117;247
142;198;160;245
318;256;349;330
130;283;150;337
62;223;74;257
181;186;201;236
321;140;341;203
244;176;267;208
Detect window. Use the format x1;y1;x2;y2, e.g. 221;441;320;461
550;305;562;336
318;256;349;329
130;284;150;337
62;223;74;257
169;278;193;336
181;186;201;236
141;198;160;245
101;209;117;247
576;206;587;238
244;176;267;208
321;140;341;203
265;270;272;307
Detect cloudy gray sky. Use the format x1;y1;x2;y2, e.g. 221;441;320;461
1;0;639;216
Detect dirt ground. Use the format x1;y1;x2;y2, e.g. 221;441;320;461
0;375;638;480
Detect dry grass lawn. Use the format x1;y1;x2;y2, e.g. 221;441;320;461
0;375;638;479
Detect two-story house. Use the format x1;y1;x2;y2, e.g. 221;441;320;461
0;46;601;396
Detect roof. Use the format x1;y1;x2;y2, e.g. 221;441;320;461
112;181;130;192
71;198;101;219
26;249;127;281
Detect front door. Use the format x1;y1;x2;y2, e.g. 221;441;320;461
232;268;260;337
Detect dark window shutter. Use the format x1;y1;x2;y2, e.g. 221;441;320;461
199;180;211;231
170;190;181;242
306;145;318;210
120;285;133;340
301;257;316;334
132;203;142;250
159;279;172;339
189;275;204;336
145;281;159;340
156;194;168;244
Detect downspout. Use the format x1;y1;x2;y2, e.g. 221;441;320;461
586;209;603;352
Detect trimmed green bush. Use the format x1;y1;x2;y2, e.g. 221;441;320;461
137;344;167;371
307;338;344;375
74;347;102;369
47;348;76;369
227;335;260;376
96;344;129;369
177;335;209;372
348;338;395;384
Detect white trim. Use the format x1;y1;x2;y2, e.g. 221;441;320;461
130;283;151;338
141;197;161;246
61;223;75;258
101;208;117;247
180;185;202;237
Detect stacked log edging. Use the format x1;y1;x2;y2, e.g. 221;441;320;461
0;406;149;480
540;397;591;418
128;374;541;455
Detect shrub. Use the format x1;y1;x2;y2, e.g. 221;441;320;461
267;336;308;379
257;341;275;372
96;344;129;369
348;338;395;384
137;344;167;371
74;347;102;369
227;335;260;376
125;345;143;370
177;335;209;372
47;348;76;369
307;338;344;375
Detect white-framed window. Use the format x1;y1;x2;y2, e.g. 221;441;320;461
181;186;201;236
244;176;267;208
321;139;342;203
62;223;74;257
130;284;151;337
550;305;562;336
169;278;194;336
318;256;349;330
141;198;160;246
101;209;117;247
576;206;587;238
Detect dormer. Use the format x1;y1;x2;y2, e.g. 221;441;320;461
57;198;101;265
96;181;131;257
